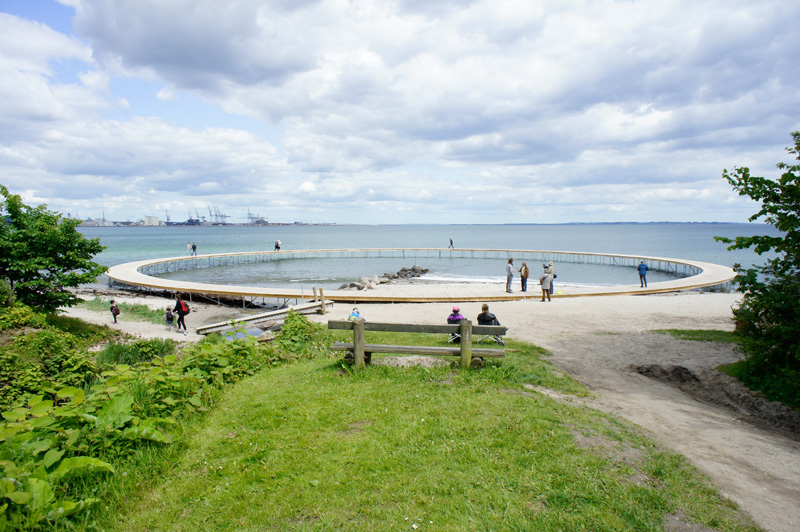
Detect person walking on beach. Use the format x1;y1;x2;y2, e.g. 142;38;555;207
449;238;454;249
187;242;192;255
505;258;515;293
546;261;556;295
539;271;553;302
110;300;120;324
191;242;197;256
518;261;529;292
638;260;650;287
173;293;190;336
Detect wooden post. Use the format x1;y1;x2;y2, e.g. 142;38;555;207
319;289;327;314
353;318;366;368
459;319;472;368
313;287;319;302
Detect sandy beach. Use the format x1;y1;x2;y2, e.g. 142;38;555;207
63;286;800;532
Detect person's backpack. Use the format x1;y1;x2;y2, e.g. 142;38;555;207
180;300;190;314
111;305;120;316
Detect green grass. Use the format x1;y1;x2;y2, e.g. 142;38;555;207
91;340;757;532
79;296;166;324
653;329;739;344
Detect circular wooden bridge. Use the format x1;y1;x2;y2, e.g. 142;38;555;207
104;248;737;306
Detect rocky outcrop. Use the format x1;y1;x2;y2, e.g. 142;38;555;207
338;266;429;290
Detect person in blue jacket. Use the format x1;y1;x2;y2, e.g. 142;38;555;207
638;260;650;287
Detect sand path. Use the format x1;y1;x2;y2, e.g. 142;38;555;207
64;289;800;532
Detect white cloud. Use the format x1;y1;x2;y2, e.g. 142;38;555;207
1;0;798;223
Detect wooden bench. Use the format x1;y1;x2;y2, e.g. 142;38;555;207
328;319;507;368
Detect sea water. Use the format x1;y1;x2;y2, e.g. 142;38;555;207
78;223;780;290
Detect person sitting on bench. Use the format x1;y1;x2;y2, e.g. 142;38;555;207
477;303;505;345
447;305;465;343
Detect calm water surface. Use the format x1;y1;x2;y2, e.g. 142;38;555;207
79;224;779;290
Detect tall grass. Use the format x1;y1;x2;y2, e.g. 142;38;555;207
79;297;165;324
96;338;177;366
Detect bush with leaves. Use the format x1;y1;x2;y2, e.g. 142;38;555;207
269;310;333;361
1;329;97;411
0;303;47;331
715;131;800;408
0;185;106;312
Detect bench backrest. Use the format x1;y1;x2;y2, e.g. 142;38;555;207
327;320;507;336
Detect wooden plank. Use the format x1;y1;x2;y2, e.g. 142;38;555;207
460;320;473;368
353;318;366;368
331;343;505;358
197;300;332;334
327;320;507;336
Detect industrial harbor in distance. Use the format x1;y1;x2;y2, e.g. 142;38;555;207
77;206;331;227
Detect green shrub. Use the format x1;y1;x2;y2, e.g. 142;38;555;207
0;330;97;411
45;313;116;345
0;279;14;307
269;310;333;361
0;303;47;330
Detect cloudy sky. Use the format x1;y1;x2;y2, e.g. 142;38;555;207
1;0;798;224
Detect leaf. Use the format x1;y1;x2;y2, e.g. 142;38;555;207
95;394;134;430
29;401;53;417
0;426;18;442
31;439;53;456
30;415;55;428
43;449;65;469
1;409;26;422
121;424;173;444
50;457;114;482
47;499;77;519
26;478;55;511
188;396;202;407
0;478;16;496
27;395;45;407
8;490;32;504
57;387;85;405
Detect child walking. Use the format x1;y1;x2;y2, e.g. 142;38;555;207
164;307;174;331
110;300;120;324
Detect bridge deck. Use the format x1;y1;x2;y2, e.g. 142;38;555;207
105;248;736;304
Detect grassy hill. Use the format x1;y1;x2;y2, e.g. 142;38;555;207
99;345;757;531
0;306;759;531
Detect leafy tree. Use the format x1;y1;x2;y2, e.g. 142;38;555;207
714;131;800;407
0;185;107;312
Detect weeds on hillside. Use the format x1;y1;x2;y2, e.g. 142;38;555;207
0;307;331;531
78;297;164;324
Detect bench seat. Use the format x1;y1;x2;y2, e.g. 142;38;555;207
331;342;506;358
